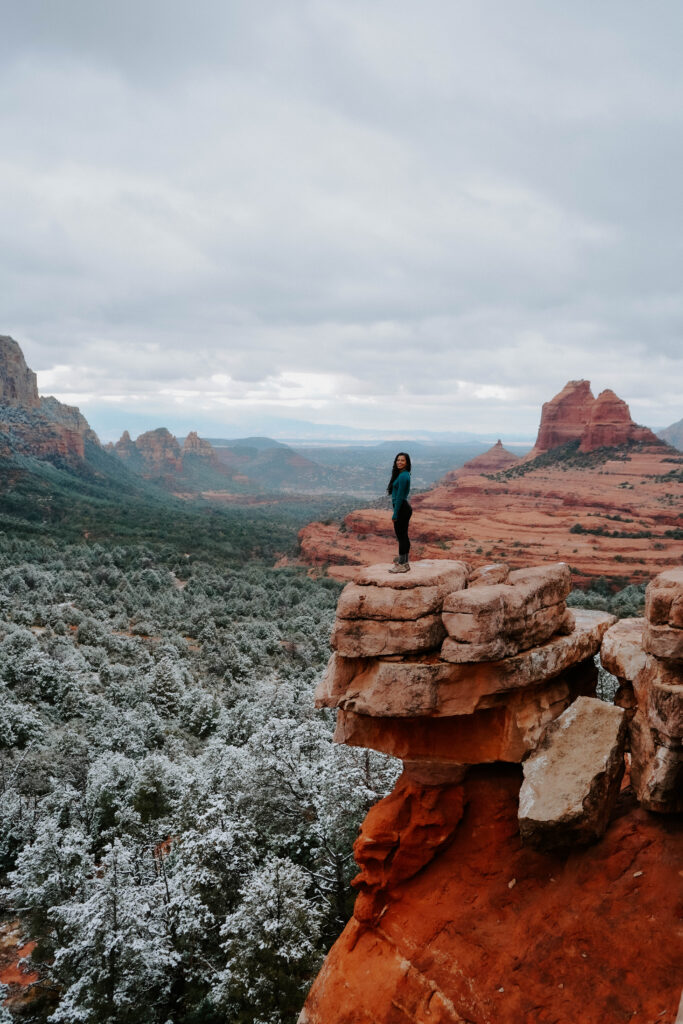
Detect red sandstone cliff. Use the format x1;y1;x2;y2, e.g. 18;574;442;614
0;336;99;463
529;378;595;456
0;336;39;408
528;380;660;457
579;389;660;451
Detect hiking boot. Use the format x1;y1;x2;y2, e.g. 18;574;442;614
388;562;410;573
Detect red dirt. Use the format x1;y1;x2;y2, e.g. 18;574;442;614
0;922;39;991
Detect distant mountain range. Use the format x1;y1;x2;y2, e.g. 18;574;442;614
658;417;683;451
1;335;682;520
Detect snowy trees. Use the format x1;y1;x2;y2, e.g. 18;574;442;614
215;857;323;1024
0;535;398;1023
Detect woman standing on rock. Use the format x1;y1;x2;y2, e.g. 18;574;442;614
387;452;412;573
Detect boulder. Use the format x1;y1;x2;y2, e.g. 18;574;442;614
643;622;683;661
637;746;683;814
441;562;573;662
645;567;683;627
600;618;647;681
336;582;444;621
519;696;626;850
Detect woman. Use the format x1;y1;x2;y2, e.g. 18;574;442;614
387;452;412;573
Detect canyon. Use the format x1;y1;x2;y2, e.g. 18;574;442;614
300;561;683;1024
299;381;683;587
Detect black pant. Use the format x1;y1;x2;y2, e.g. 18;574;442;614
393;501;412;558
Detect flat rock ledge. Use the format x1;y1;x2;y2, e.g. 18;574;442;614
519;696;627;850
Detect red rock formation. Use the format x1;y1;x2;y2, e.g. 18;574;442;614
182;430;216;459
528;379;595;457
113;427;183;477
0;336;39;408
0;337;100;463
441;439;520;482
579;389;660;452
301;769;682;1024
112;429;138;461
300;563;683;1024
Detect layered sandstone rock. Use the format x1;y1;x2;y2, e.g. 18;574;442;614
331;560;467;657
519;696;626;849
441;562;572;663
529;379;595;455
301;561;682;1024
643;566;683;660
579;388;660;451
0;336;39;408
600;569;683;813
320;562;612;767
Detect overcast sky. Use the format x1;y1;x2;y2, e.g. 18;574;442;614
2;0;682;440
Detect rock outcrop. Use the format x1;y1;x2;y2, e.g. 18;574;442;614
529;378;596;455
110;427;232;492
579;388;660;451
529;380;660;457
441;439;520;481
0;336;39;408
0;336;98;463
300;561;683;1024
601;567;683;813
182;430;217;460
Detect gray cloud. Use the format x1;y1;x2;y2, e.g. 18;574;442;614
1;0;682;438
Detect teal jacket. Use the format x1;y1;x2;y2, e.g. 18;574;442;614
391;470;411;520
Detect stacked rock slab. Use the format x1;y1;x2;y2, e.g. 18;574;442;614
601;567;683;812
319;560;614;770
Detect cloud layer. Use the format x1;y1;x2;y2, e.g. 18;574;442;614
2;0;682;438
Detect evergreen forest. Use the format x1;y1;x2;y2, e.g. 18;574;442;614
0;489;399;1024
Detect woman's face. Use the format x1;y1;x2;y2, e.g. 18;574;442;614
396;454;407;471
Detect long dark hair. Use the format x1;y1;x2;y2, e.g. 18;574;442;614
387;452;411;495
